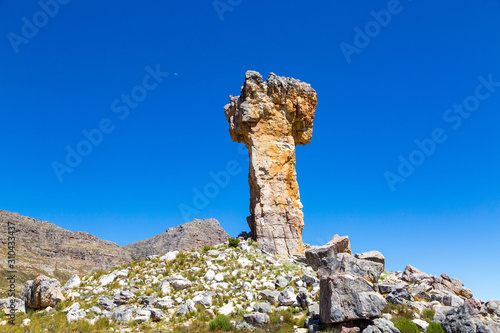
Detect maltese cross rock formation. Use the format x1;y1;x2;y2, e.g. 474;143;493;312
224;71;317;258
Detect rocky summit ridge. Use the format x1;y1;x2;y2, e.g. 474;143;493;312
122;218;230;261
0;210;134;298
0;210;229;299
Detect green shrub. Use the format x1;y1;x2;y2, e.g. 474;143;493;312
393;317;419;333
422;308;435;322
228;238;240;248
209;314;232;331
427;322;445;333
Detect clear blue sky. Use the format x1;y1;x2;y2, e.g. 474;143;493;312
1;0;499;301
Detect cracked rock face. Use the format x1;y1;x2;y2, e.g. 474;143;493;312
224;70;317;258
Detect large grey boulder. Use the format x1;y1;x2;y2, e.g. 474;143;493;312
278;286;297;306
319;274;386;324
364;318;401;333
305;244;337;271
112;306;134;322
134;309;151;323
386;285;414;305
379;282;409;294
260;290;280;305
113;290;135;305
21;275;65;309
244;312;270;324
62;275;81;291
486;300;500;318
97;296;114;310
319;254;384;283
150;308;164;322
327;235;352;255
254;302;272;313
401;265;429;283
0;298;25;314
355;251;385;267
305;235;352;270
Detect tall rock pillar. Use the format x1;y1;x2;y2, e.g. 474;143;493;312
224;71;317;258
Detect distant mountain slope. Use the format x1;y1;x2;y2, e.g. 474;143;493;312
122;218;230;261
0;210;134;298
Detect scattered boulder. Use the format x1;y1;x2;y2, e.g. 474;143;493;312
278;286;297;306
62;275;81;291
244;312;270;324
112;306;134;322
134;309;151;323
21;275;65;309
150;308;164;322
66;303;86;323
218;302;235;316
319;274;386;324
97;296;114;310
168;276;192;290
159;251;179;261
0;298;25;314
260;290;280;305
113;290;135;305
254;302;272;313
99;269;128;286
275;276;289;288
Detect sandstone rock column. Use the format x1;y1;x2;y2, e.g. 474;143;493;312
224;71;317;258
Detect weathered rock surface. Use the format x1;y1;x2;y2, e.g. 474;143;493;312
0;210;133;297
364;318;401;333
355;251;385;266
224;70;317;258
319;254;384;284
439;300;500;333
486;300;500;318
123;218;229;260
319;274;386;324
21;275;65;309
327;235;352;255
305;244;337;271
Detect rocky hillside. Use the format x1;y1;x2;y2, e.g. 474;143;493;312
2;236;499;333
0;210;134;298
122;218;229;261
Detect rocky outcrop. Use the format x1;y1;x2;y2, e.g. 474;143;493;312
438;299;500;333
0;210;133;298
224;70;317;258
21;275;65;309
123;218;229;260
319;274;386;324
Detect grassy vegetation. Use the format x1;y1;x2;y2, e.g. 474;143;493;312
393;317;419;333
426;322;445;333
